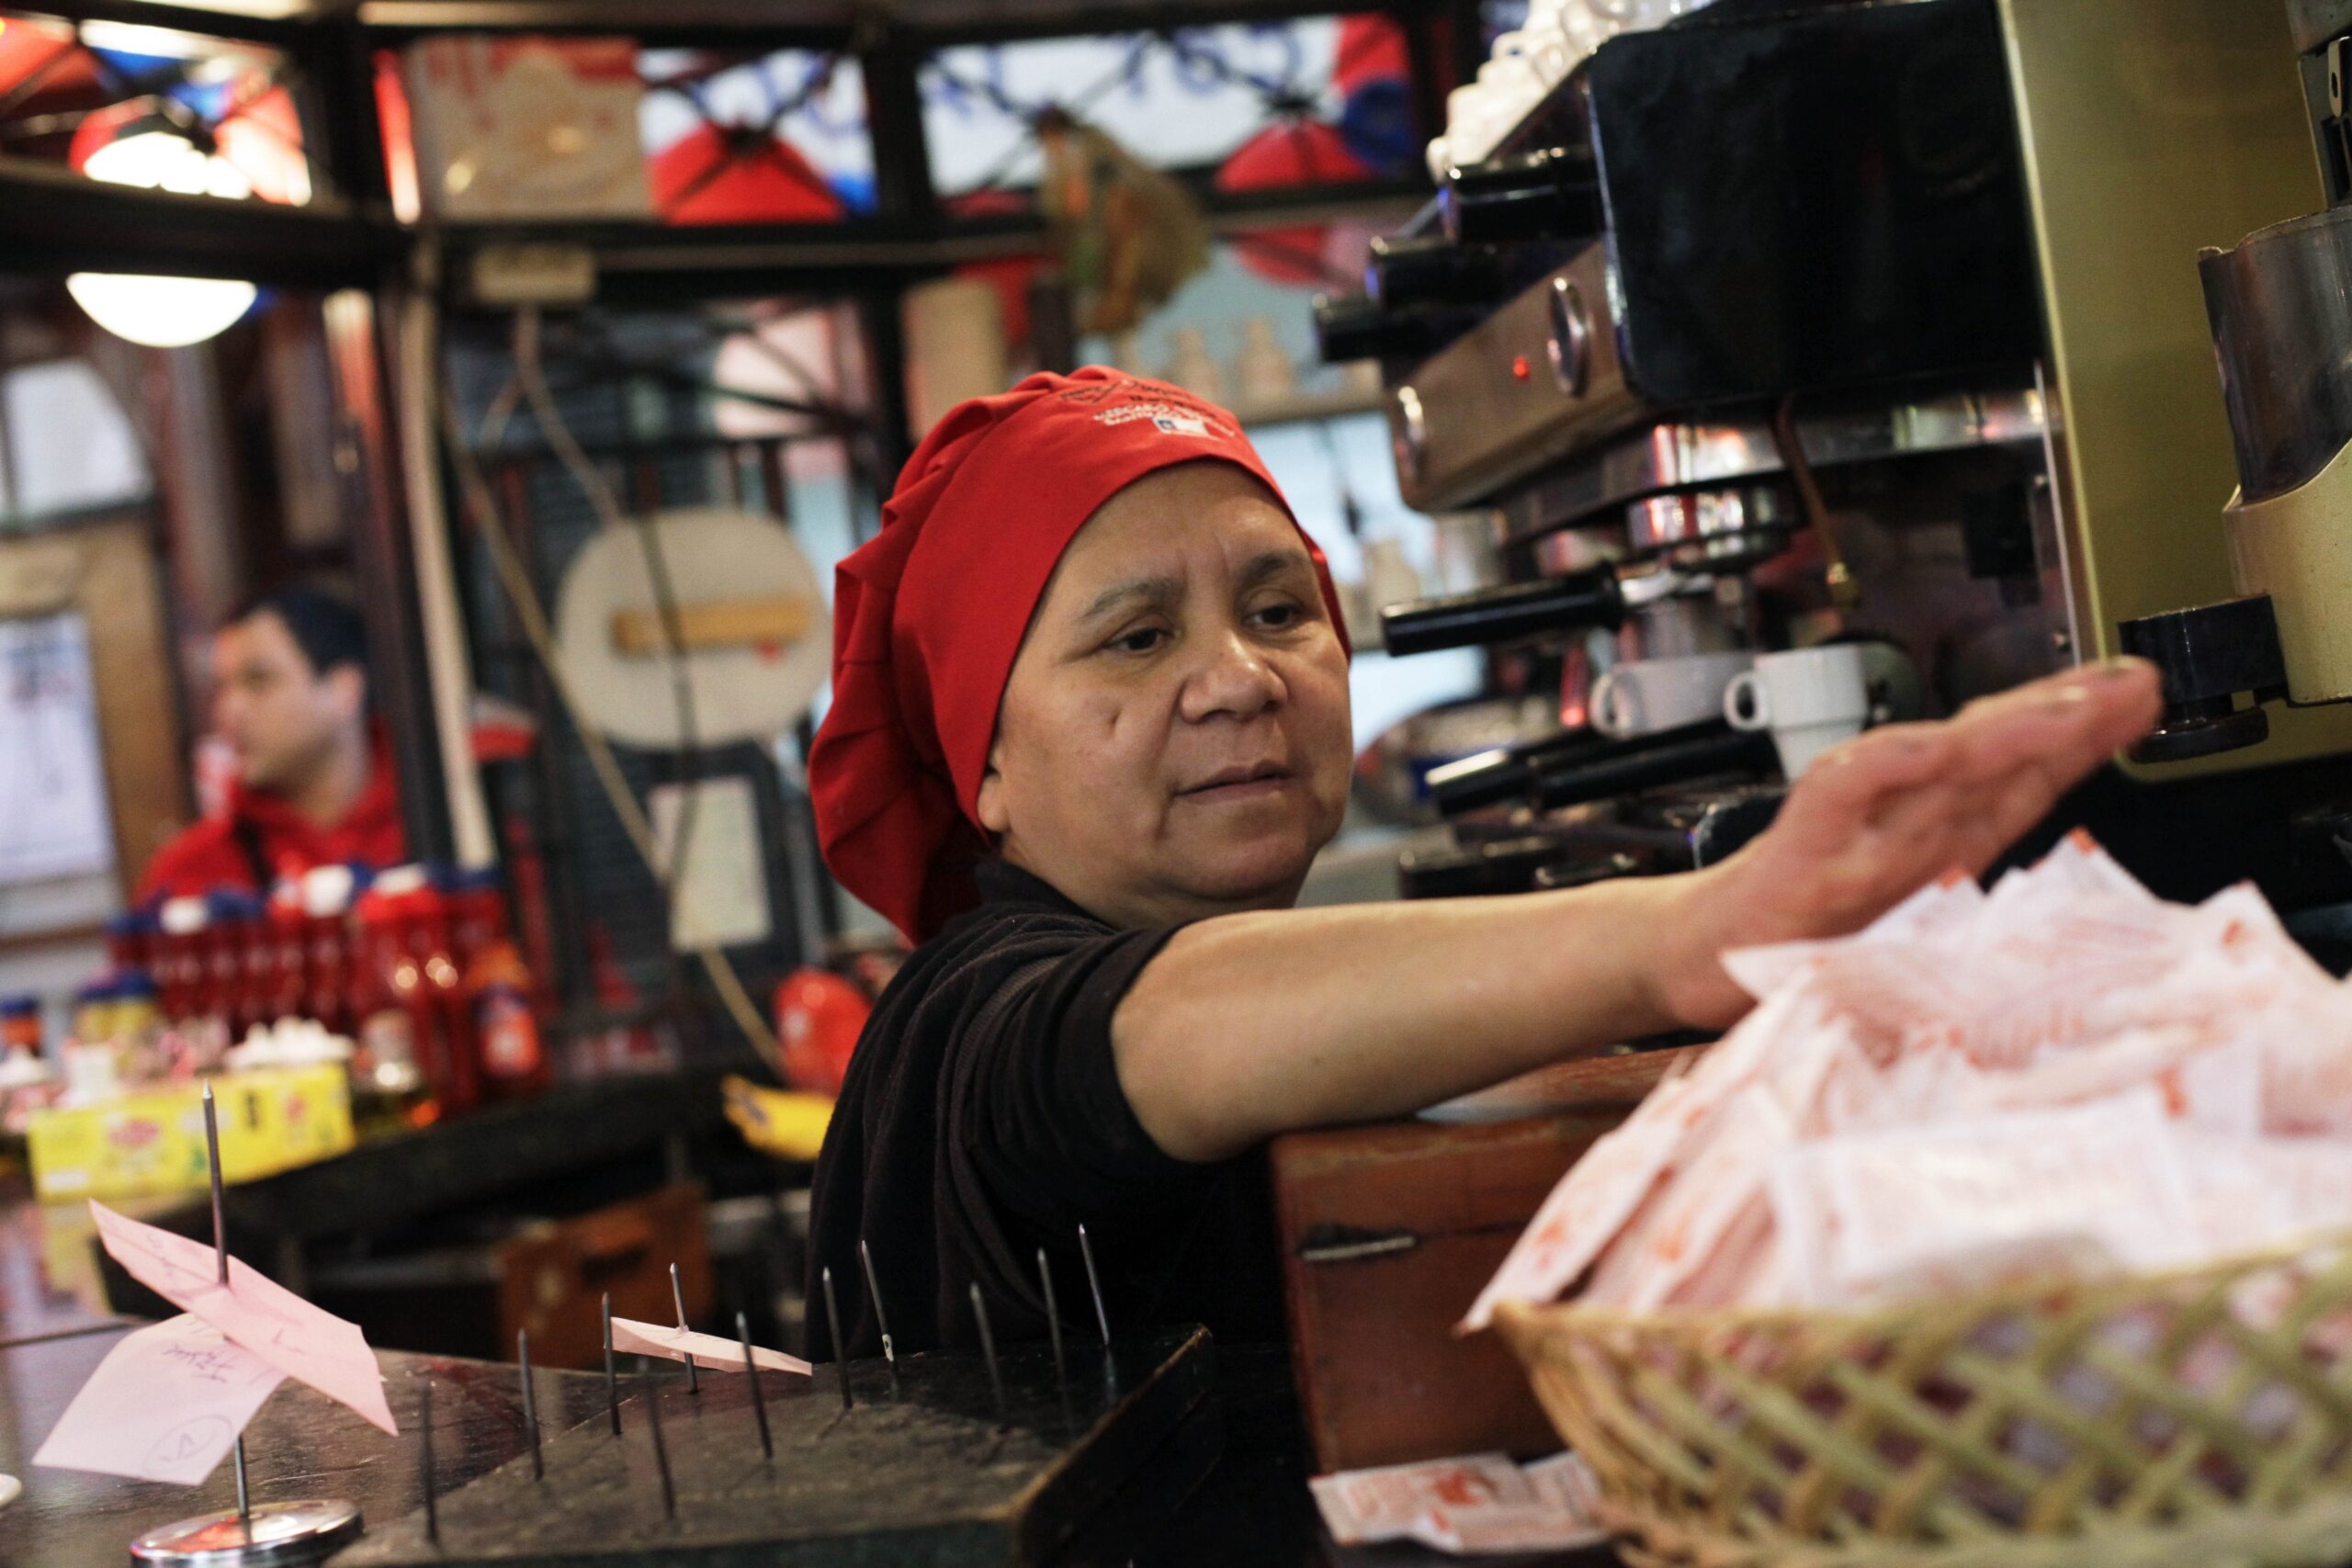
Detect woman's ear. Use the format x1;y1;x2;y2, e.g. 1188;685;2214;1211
975;738;1011;838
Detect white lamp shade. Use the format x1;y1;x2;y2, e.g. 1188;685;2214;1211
66;273;259;348
69;130;258;347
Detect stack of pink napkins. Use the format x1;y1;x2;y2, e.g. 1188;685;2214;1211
1467;834;2352;1328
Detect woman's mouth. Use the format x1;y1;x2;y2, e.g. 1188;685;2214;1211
1177;763;1294;803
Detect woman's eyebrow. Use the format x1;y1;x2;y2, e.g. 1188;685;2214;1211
1238;547;1316;591
1079;573;1183;625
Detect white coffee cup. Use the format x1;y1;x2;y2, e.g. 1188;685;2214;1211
1723;645;1871;778
1589;651;1753;739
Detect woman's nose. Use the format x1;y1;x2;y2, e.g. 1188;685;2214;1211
1179;628;1285;723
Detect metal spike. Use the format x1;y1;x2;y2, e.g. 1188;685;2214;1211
602;1292;621;1436
857;1237;896;1370
1037;1248;1069;1403
419;1376;439;1545
203;1082;252;1542
642;1372;677;1518
669;1262;698;1394
202;1083;229;1286
820;1265;853;1411
518;1329;543;1481
232;1438;251;1543
1077;1224;1111;1342
736;1311;773;1460
969;1284;1007;1423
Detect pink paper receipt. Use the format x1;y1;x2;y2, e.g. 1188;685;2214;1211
90;1201;397;1434
610;1316;812;1376
34;1314;285;1483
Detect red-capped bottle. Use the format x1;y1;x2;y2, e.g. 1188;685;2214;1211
413;868;477;1116
470;937;547;1100
262;878;309;1025
105;910;156;977
302;865;359;1037
210;891;268;1037
153;896;207;1026
353;868;438;1127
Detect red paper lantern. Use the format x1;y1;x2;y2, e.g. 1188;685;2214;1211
1333;14;1411;97
649;121;844;226
1216;118;1379;287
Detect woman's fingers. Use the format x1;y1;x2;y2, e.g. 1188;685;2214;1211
1758;660;2161;912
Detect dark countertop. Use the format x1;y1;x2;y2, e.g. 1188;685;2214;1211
0;1325;1607;1568
0;1325;609;1568
0;1188;130;1346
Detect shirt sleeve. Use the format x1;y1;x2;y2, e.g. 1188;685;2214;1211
940;915;1207;1240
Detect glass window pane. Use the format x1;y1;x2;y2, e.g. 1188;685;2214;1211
0;10;315;205
2;359;149;523
922;15;1419;198
639;49;874;222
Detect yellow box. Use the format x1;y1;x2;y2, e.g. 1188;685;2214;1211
26;1066;355;1202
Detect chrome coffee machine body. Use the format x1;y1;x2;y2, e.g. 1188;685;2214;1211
1334;0;2352;919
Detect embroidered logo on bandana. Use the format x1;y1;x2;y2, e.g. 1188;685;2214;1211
1094;400;1233;440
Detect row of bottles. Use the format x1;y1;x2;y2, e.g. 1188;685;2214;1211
99;862;548;1128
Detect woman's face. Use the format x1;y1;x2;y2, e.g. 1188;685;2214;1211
976;462;1354;929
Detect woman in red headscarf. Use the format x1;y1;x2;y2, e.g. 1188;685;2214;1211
804;368;2159;1359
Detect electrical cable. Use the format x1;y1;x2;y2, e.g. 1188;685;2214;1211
440;356;786;1077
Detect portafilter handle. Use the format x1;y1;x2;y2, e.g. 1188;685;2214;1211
1380;566;1626;657
1530;721;1778;810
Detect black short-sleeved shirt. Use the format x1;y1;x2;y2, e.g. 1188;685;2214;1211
804;862;1286;1359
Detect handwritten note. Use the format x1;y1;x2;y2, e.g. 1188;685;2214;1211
34;1315;284;1483
610;1316;811;1376
90;1201;397;1434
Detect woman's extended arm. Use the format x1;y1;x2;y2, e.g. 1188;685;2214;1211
1112;660;2162;1162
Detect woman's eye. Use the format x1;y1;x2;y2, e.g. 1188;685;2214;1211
1110;626;1168;654
1251;601;1305;630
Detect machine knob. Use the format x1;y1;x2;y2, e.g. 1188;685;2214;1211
2115;595;2288;762
1440;146;1604;246
1379;567;1626;656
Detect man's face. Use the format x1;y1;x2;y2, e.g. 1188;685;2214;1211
209;611;363;794
976;462;1354;928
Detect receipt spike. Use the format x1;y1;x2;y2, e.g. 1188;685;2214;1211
736;1311;773;1460
669;1263;698;1394
602;1292;621;1436
419;1376;439;1545
643;1371;677;1518
518;1328;544;1480
202;1082;253;1543
820;1266;853;1412
1037;1248;1070;1404
970;1285;1008;1423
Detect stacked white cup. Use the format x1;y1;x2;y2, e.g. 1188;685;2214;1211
1723;644;1918;778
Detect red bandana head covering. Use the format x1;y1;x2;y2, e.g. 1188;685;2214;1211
809;367;1350;945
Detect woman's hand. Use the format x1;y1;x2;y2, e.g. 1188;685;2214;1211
1651;659;2165;1032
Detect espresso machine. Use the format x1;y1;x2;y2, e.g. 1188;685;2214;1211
1325;0;2352;924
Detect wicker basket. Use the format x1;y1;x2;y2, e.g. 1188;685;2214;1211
1493;1236;2352;1568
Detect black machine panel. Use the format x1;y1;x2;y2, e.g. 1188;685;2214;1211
1585;0;2041;405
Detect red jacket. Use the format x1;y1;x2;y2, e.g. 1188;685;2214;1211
138;742;408;902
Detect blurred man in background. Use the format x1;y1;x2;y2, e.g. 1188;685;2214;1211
138;587;405;900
